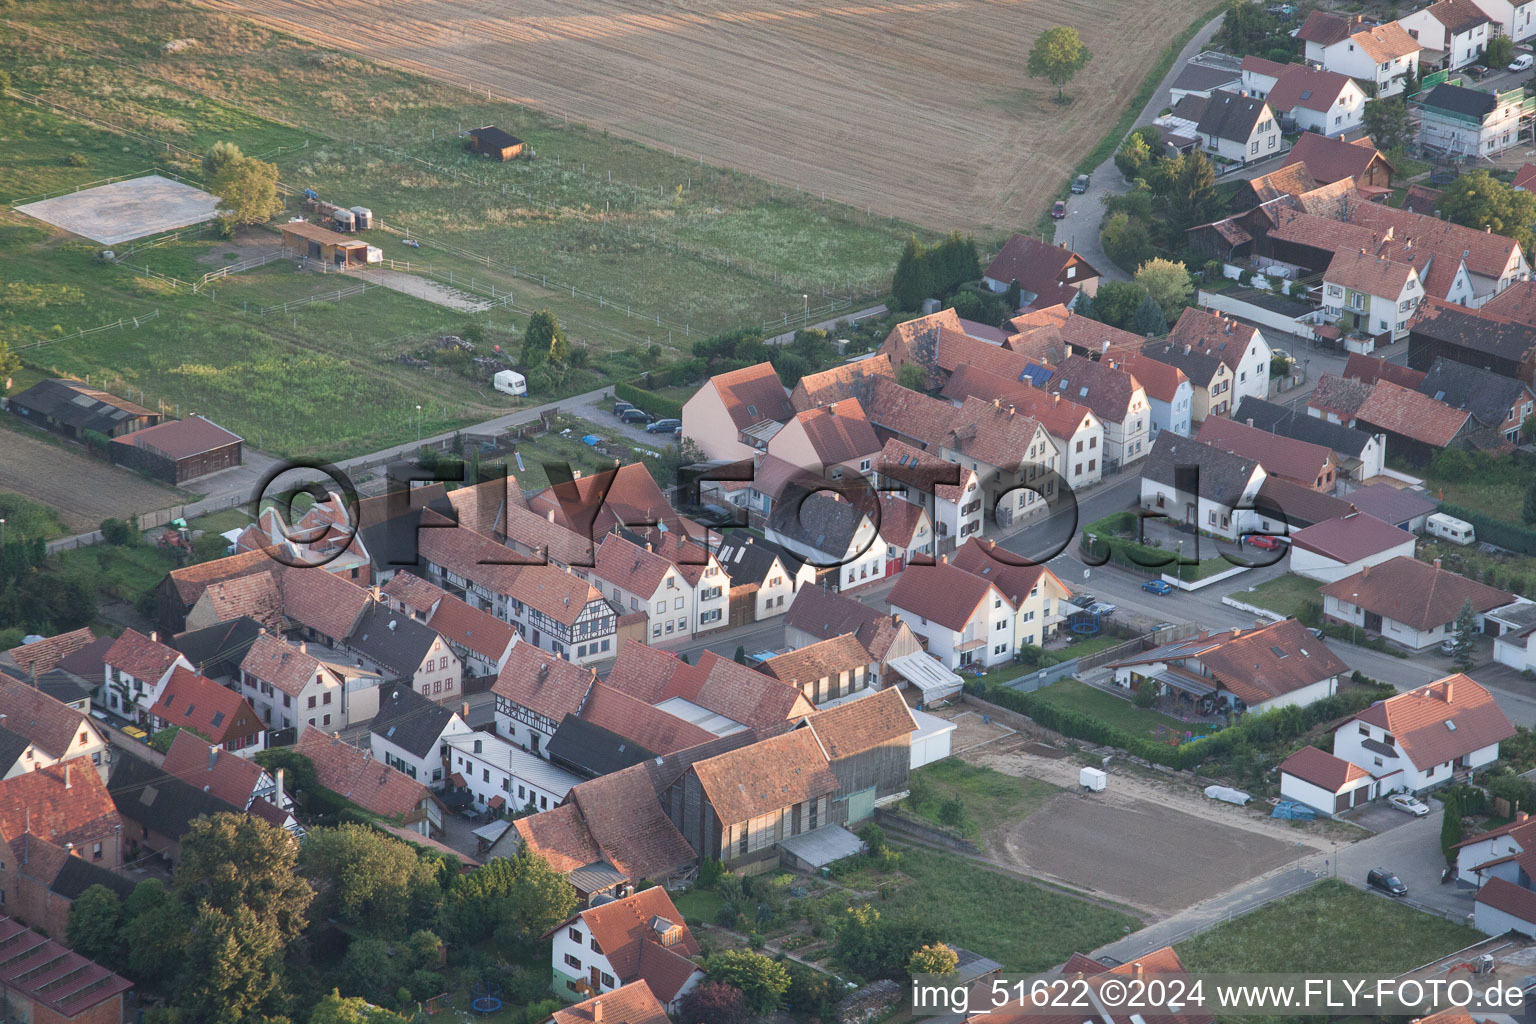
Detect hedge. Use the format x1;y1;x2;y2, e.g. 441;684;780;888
1440;502;1536;556
978;680;1395;773
615;381;683;421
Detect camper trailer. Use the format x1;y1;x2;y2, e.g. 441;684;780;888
493;370;528;397
1426;513;1475;546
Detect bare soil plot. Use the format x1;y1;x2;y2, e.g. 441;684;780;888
947;709;1017;750
347;268;493;312
203;0;1211;231
0;426;183;531
16;175;219;245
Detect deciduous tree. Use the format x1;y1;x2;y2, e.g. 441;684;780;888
176;813;312;946
1028;27;1092;102
209;153;284;236
907;943;960;977
311;991;414;1024
445;847;577;949
702;950;791;1014
1438;170;1536;254
1488;35;1517;70
178;904;290;1024
66;884;124;968
122;879;190;989
1361;97;1413;155
1135;258;1193;323
0;340;19;391
1100;212;1154;273
1086;280;1145;330
678;981;751;1024
298;824;444;936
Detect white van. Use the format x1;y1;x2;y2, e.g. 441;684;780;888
1426;512;1475;546
493;369;527;397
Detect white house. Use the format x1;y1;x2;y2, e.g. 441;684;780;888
888;562;1015;670
877;495;935;574
1139;435;1266;541
767;490;888;592
1279;746;1378;815
713;534;815;621
549;887;704;1011
1320;556;1515;651
444;728;584;815
1296;13;1421;97
1168;308;1272;408
1417;82;1533;160
951;538;1073;650
0;675;112;782
1454;812;1536;887
1475;878;1536;937
1332;674;1514;793
1399;0;1493;70
101;628;192;726
1049;356;1149;471
491;643;596;758
1108;619;1348;714
1322;248;1424;343
876;438;985;552
586;532;727;643
1288;512;1418;583
238;632;348;733
368;684;474;787
1242;58;1368;136
1476;0;1536;42
1117;353;1193;440
680;361;793;462
1166;90;1285;165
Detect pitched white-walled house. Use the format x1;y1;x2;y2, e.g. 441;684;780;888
889;562;1015;670
585;532;727;642
1296;13;1420;97
1333;675;1514;793
951;539;1073;649
1108;619;1347;714
345;602;463;700
382;574;520;677
548;887;703;1010
876;495;934;573
765;399;882;480
1166;90;1285;165
0;675;111;782
1139;435;1266;541
146;667;267;756
1139;341;1236;424
1241;58;1368;137
1279;745;1379;816
875;439;985;552
445;728;584;815
101;628;192;726
368;684;474;786
713;534;815;621
238;632;348;733
938;397;1061;526
681;362;794;461
1399;0;1493;70
1287;512;1418;582
1320;556;1515;650
1476;0;1536;42
783;585;926;693
767;490;888;592
492;643;596;757
1323;248;1424;343
1048;356;1149;471
1453;811;1536;887
1116;353;1194;440
1417;82;1533;161
1168;308;1272;408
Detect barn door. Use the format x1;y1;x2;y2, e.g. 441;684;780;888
847;786;876;824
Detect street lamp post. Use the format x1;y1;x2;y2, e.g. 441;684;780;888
0;518;6;550
1351;592;1359;646
416;404;422;443
802;294;809;326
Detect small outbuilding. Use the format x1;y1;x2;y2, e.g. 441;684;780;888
7;378;160;439
280;220;370;267
109;415;243;483
468;126;525;161
1279;745;1377;815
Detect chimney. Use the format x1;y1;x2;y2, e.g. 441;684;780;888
1131;962;1143;976
547;509;556;523
1442;679;1454;702
150;631;159;643
1246;418;1254;427
64;764;71;789
1231;626;1241;638
827;402;837;416
275;768;286;808
593;1001;603;1024
1433;557;1442;569
462;702;470;718
1519;811;1530;823
299;641;307;654
209;746;219;770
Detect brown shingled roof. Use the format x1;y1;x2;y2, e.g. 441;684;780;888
1356;674;1514;770
792;354;899;412
579;683;716;755
295;727;438;820
1342;354;1427;389
1324;248;1417;298
802;686;916;759
889;562;1008;632
5;628;95;678
513;803;605;873
165;549;273;605
240;632;333;697
1114;352;1189;404
492;643;595;723
278;566;371;642
104;627;184;683
1355;379;1470;447
1197;416;1335;486
550;980;671;1024
0;758;119;850
0;674;98;759
162;728;267;806
148;666;264;748
1279;745;1370;792
568;763;696;879
705;362;793;431
762;634;874;692
789;399;881;465
1320;556;1514;631
1050;355;1142;423
1308;373;1375;419
691;729;838;824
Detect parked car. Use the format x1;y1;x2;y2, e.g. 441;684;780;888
646;417;682;434
1244;534;1287;551
1438;638;1458;656
1388;793;1430;817
620;408;652;424
1367;868;1408;897
1469;64;1490;78
1142;579;1174;595
1069;593;1096;609
1051;200;1067;219
1086;601;1117;616
693;504;738;527
1511;54;1534;71
1071;174;1091;194
613;400;635;417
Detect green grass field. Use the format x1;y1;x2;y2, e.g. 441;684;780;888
1177;880;1479;974
0;492;70;541
1028;679;1192;741
878;848;1138;972
0;0;926;461
1235;574;1322;622
901;760;1058;840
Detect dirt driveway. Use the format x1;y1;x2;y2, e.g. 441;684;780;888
0;425;183;531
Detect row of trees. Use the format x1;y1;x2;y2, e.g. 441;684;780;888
890;233;982;312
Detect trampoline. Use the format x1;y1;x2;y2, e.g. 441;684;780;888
471;981;504;1015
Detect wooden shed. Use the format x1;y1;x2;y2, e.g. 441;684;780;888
280;220;369;267
468;126;525;161
110;415;243;483
7;379;160;439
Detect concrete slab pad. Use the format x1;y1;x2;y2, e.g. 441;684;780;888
16;174;219;245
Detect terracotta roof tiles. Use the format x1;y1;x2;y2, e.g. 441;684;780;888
691;729;838;824
803;686;916;759
889;562;1008;633
5;628;95;678
295;727;437;820
0;758;119;850
1355;378;1470;447
104;628;184;683
761;634;874;693
1320;556;1514;631
492;643;595;723
1280;745;1371;791
147;667;264;748
1356;674;1514;770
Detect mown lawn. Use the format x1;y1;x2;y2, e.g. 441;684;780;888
877;848;1139;972
1177;880;1479;974
901;759;1058;840
1235;574;1322;622
1027;679;1192;741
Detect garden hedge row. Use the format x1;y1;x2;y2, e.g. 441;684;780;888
1440;502;1536;556
615;381;683;421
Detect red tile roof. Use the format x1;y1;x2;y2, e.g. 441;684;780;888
792;354;898;412
278;566;371;642
877;438;970;502
1324;248;1417;298
889;562;1008;633
1267;65;1356;114
0;916;132;1018
513;803;605;874
162;729;266;806
103;628;184;683
147;667;264;748
425;591;516;663
1308;373;1376;419
295;727;438;821
606;643;683;704
1481;279;1536;327
1280;745;1371;792
0;675;98;759
982;235;1100;308
1474;876;1536;924
165;550;273;606
1167;308;1261;374
492;643;596;723
1198;417;1336;486
197;571;283;632
762;634;874;693
691;729;838;824
803;686;916;759
110;414;240;458
382;572;446;615
0;758;119;850
1289;511;1415;562
1049;355;1143;424
950;538;1062;606
593;532;677;599
702;362;793;431
1114;352;1189;404
570;887;701;999
241;632;332;697
1356;379;1470;447
528;463;683;546
1189;618;1349;705
579;683;716;755
1321;556;1515;631
1356;675;1514;770
568;763;697;879
5;628;95;678
684;652;814;733
549;980;671;1024
788;399;882;466
1296;10;1365;45
1342;354;1427;389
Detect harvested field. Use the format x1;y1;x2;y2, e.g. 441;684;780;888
203;0;1212;231
0;424;184;531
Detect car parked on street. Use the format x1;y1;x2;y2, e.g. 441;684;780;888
613;400;635;417
1438;638;1458;656
1071;174;1091;194
620;408;652;424
1052;200;1067;219
646;417;682;433
1243;534;1287;551
1388;793;1430;817
1142;579;1174;595
1086;601;1117;616
1367;868;1408;897
1512;54;1535;71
